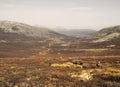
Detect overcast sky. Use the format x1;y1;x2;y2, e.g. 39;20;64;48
0;0;120;30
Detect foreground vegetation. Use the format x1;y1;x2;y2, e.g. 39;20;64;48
0;51;120;87
0;32;120;87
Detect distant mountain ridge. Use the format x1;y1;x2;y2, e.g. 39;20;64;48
53;28;96;37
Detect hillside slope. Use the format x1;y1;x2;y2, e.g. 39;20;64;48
0;21;62;38
92;25;120;43
0;21;64;57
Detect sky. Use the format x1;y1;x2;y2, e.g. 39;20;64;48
0;0;120;30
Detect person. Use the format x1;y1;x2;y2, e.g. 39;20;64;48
96;61;102;68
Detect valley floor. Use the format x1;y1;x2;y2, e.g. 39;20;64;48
0;47;120;87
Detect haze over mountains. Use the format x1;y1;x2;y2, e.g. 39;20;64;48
0;20;120;41
0;20;120;42
53;28;96;37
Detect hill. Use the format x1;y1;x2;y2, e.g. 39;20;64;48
92;25;120;43
0;21;63;38
0;21;64;57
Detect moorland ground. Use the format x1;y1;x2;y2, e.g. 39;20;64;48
0;37;120;87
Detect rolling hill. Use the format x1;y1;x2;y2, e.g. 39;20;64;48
0;21;63;39
92;25;120;43
0;21;64;57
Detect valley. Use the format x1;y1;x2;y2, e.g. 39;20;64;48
0;21;120;87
